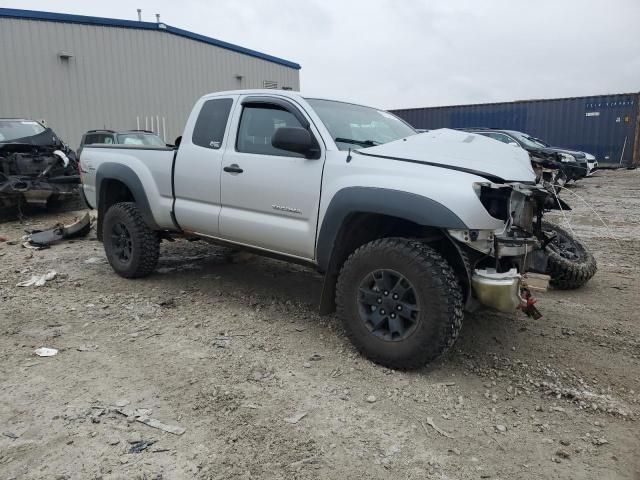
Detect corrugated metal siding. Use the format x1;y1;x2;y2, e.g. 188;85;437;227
0;18;300;147
391;94;640;166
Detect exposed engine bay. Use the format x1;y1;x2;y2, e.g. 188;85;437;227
449;182;581;318
0;120;80;211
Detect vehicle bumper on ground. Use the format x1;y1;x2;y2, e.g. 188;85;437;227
0;174;80;207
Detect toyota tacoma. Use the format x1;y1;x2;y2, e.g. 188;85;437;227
80;90;596;369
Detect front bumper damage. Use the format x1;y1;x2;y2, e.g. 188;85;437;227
449;182;555;317
0;174;80;207
0;145;80;210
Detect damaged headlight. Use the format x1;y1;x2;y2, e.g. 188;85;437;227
559;153;575;163
472;182;545;234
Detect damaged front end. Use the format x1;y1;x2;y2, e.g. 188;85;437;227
0;127;80;212
449;182;562;318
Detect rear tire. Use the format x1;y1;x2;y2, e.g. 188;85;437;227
336;238;463;369
543;221;596;290
103;202;159;278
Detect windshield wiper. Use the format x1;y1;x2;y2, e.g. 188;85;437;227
334;137;380;148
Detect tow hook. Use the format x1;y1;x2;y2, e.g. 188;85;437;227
519;287;542;319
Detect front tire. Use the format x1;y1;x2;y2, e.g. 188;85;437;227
543;220;596;289
103;202;159;278
336;238;463;369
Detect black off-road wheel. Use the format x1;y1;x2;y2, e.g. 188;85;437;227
103;202;159;278
543;220;597;290
336;238;464;369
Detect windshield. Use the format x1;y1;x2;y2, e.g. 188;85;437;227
0;120;47;142
510;131;548;149
116;133;166;146
306;99;416;150
531;136;550;147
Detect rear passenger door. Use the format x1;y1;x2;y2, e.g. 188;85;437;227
219;96;325;259
173;96;235;236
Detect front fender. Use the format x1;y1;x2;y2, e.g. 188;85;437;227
316;187;467;271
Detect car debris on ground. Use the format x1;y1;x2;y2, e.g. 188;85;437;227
34;347;58;357
17;270;57;287
115;406;186;436
22;213;91;249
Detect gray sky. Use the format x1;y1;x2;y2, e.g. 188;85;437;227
3;0;639;109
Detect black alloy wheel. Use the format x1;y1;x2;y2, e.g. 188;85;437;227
110;222;133;264
358;269;420;341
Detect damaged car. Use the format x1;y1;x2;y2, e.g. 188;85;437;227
81;91;597;369
0;118;80;213
463;128;589;186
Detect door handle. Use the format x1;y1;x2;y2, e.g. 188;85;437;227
223;164;244;174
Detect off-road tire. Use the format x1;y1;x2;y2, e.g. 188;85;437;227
543;220;596;290
103;202;159;278
336;237;464;369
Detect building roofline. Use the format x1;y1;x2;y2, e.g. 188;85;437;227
390;92;640;112
0;7;301;70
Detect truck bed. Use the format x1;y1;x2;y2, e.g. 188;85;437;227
81;145;177;230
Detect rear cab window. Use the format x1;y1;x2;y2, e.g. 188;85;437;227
192;98;234;149
84;133;115;145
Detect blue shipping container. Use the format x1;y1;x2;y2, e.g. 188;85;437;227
390;93;640;167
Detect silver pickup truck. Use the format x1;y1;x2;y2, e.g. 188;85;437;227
80;90;596;369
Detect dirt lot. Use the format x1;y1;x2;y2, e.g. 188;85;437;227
1;169;639;480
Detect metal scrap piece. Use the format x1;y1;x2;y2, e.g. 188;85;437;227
424;416;454;438
24;213;91;247
116;407;186;436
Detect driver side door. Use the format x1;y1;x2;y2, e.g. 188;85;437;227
219;96;325;260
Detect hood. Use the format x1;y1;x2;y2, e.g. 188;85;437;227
357;129;535;183
0;127;62;149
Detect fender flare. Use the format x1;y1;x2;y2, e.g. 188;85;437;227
95;162;159;237
316;187;469;315
316;187;468;271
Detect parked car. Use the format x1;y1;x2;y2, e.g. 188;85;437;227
80;90;596;369
78;129;166;156
0;118;79;210
530;136;598;175
463;128;589;183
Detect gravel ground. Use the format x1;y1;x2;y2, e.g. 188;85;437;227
1;169;639;479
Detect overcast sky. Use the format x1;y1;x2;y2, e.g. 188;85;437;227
2;0;639;109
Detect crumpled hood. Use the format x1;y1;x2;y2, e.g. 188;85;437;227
358;128;536;182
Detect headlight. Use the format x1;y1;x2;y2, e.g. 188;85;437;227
559;153;575;163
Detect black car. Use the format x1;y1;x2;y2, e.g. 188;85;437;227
0;118;79;209
78;129;166;156
464;128;588;182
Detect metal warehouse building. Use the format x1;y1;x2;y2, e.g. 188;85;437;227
0;8;301;147
391;93;640;167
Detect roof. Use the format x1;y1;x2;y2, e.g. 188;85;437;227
0;7;301;70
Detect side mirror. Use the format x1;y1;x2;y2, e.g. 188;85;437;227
272;127;318;158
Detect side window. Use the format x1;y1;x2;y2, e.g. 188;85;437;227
492;133;512;144
236;104;306;157
480;132;511;144
192;98;233;149
84;134;98;145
